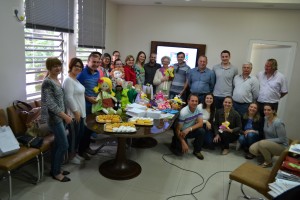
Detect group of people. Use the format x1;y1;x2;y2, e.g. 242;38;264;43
40;49;288;182
169;50;289;169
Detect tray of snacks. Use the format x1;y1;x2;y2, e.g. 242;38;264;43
128;117;154;126
104;122;136;134
96;115;122;123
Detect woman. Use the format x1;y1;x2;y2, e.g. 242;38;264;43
134;51;146;85
123;55;137;85
202;93;216;150
238;102;263;159
41;57;72;182
213;96;242;155
153;56;173;96
100;53;111;78
63;57;86;165
249;104;289;168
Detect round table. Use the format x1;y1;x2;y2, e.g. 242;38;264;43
86;114;176;180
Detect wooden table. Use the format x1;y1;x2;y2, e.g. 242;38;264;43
86;114;176;180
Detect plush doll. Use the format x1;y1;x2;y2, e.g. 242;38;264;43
110;67;125;88
219;121;230;133
114;84;130;111
92;77;117;114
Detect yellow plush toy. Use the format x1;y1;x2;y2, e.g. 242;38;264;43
219;121;230;133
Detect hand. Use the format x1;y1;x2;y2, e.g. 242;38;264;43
206;121;211;130
179;129;189;138
64;115;73;125
213;134;221;143
223;126;232;133
89;97;98;104
181;141;189;153
74;111;81;123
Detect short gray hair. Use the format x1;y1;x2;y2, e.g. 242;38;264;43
161;56;171;63
243;62;253;68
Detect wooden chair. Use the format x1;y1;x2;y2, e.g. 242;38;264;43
0;108;41;200
226;149;289;200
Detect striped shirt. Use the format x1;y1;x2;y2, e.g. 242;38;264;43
170;62;190;93
178;105;203;130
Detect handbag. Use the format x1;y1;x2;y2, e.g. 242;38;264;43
13;100;50;137
17;135;43;149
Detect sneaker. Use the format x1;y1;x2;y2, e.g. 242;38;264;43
75;154;85;161
169;146;183;156
86;147;97;155
193;151;204;160
245;153;255;160
79;152;91;160
222;149;229;155
70;157;82;165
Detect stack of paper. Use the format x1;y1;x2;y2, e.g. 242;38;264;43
126;108;146;117
289;144;300;154
268;170;300;198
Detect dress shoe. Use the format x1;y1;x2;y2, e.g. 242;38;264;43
193;151;204;160
86;147;97;155
261;162;273;168
52;175;71;182
222;149;229;155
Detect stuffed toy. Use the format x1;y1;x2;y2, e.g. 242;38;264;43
169;95;186;110
219;121;230;133
114;84;130;111
92;77;117;114
110;67;125;88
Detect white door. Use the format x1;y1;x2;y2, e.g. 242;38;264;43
247;40;297;121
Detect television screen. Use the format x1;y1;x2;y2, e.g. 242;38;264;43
156;46;198;68
150;41;206;69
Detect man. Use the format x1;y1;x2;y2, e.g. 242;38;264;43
257;58;288;115
170;94;205;160
188;55;215;104
77;53;101;160
169;52;190;100
144;53;161;92
213;50;238;109
232;62;259;117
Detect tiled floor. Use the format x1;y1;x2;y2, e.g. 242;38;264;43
0;131;265;200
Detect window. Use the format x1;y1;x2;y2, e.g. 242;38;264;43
76;47;102;64
24;28;65;100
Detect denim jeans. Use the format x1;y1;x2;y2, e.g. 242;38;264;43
238;132;260;150
203;127;214;148
49;121;69;176
233;102;249;118
67;118;84;154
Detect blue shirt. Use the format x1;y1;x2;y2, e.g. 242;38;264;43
189;67;215;94
77;65;99;107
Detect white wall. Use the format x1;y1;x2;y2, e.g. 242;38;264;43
112;5;300;140
0;0;26;109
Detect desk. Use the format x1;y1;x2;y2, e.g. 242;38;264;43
86;114;176;180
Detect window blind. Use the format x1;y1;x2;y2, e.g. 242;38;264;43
78;0;106;49
25;0;74;33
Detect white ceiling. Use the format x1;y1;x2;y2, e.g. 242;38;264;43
109;0;300;10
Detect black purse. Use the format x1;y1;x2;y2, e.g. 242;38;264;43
17;135;43;148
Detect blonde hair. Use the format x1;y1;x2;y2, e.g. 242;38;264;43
94;77;115;96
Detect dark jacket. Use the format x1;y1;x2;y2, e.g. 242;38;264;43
214;108;242;135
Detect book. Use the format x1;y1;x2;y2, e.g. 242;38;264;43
289;144;300;154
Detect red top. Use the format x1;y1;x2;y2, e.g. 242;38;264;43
123;65;137;85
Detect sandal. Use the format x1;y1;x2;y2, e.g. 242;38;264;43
261;162;273;168
62;170;70;175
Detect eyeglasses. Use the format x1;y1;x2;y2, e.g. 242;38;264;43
74;65;83;69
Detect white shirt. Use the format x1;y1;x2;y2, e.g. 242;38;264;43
232;74;259;103
63;76;86;118
257;71;288;103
